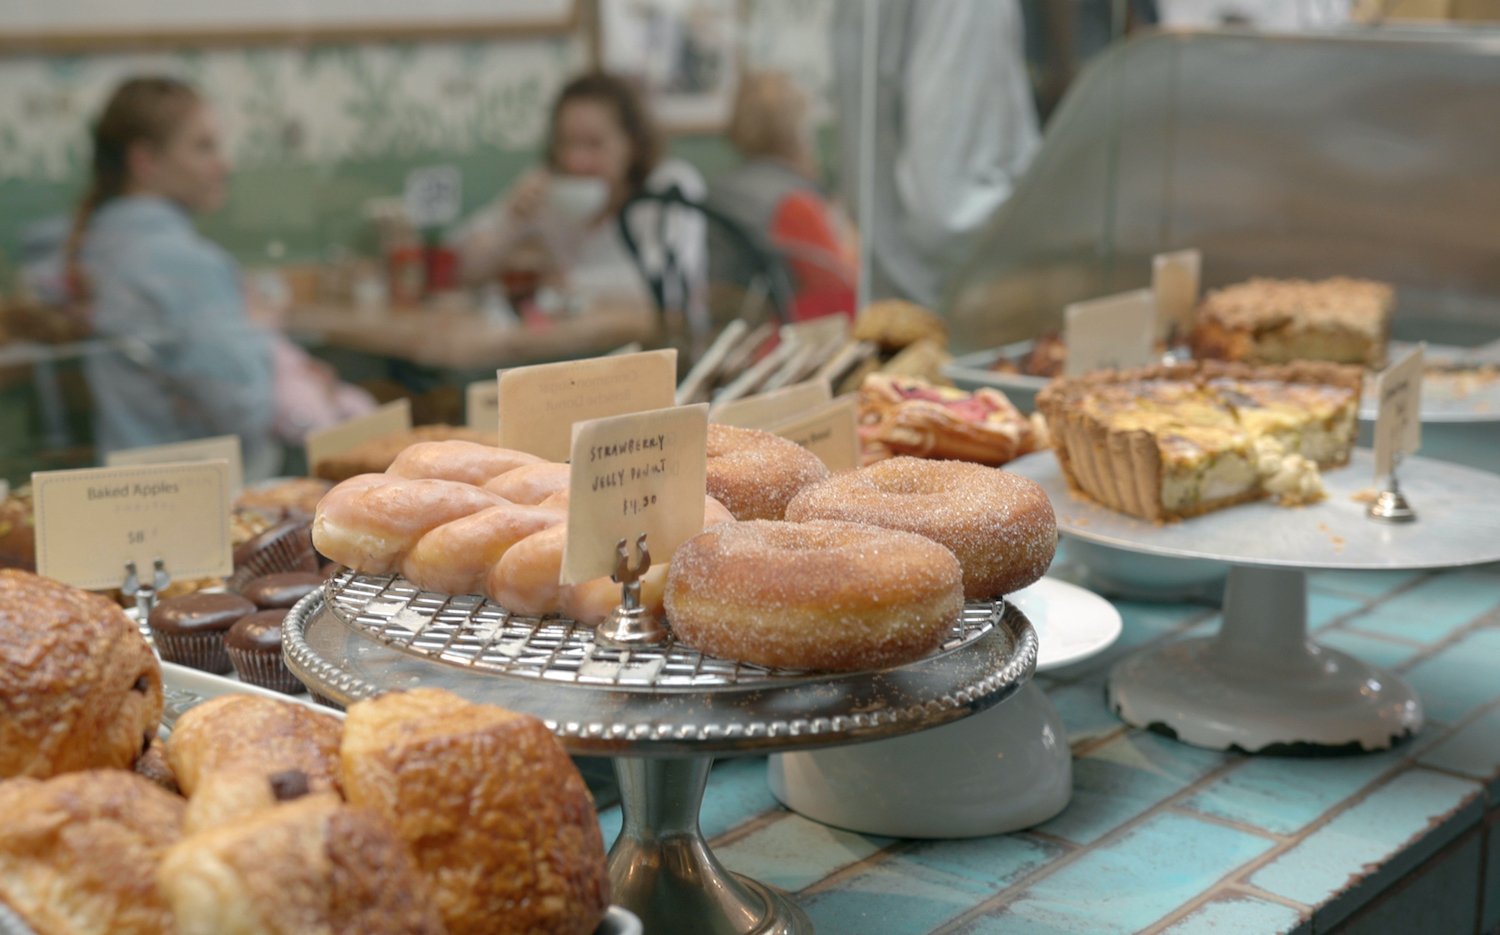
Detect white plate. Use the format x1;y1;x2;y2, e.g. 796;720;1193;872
1007;576;1122;672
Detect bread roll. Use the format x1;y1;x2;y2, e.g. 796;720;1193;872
160;796;443;935
0;569;162;779
340;688;608;935
0;770;185;934
167;695;343;832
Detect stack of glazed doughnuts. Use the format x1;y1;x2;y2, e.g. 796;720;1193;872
313;440;739;622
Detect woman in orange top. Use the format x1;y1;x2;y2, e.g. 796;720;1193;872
707;71;856;323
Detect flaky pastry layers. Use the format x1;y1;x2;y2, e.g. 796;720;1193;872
0;770;185;935
0;569;163;779
340;688;609;935
1037;360;1362;522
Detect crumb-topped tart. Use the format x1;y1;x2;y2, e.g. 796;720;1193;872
1036;361;1362;521
1190;277;1393;368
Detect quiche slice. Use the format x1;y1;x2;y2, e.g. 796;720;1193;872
1036;361;1362;522
1190;277;1393;369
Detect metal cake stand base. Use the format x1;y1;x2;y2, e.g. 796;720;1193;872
1109;566;1422;753
611;757;809;934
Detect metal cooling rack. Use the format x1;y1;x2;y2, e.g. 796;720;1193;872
322;568;1001;692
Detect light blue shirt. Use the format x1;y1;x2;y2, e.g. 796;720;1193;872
80;195;275;464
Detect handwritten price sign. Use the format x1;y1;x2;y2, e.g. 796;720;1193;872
1063;289;1158;377
562;404;708;585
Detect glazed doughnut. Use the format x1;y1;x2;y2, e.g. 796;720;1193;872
482;462;572;505
706;423;829;521
312;477;505;574
785;457;1056;599
315;443;736;620
665;520;963;671
401;503;565;597
386;440;543;486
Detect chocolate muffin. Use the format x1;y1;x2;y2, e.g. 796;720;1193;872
225;610;302;694
240;572;324;610
147;592;255;674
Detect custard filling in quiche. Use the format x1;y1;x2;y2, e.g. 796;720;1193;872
1037;361;1362;522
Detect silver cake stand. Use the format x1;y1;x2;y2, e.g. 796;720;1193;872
1008;449;1500;754
282;572;1038;935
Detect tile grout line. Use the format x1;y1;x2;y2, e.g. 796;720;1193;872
1162;803;1289;843
1040;605;1221;687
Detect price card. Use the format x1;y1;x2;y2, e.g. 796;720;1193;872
771;396;860;472
1153;248;1201;340
710;378;832;430
33;462;231;590
106;434;244;497
561;404;708;585
305;399;412;473
499;349;677;462
1063;289;1158;377
404;164;463;229
781;315;850;351
1373;343;1425;479
466;379;499;432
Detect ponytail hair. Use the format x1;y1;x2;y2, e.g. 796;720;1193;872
65;76;201;301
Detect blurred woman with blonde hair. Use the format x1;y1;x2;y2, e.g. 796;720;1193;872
708;70;856;321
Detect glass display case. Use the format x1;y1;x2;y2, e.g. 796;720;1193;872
945;25;1500;352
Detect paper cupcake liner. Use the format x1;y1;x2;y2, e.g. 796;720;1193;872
227;645;305;695
151;628;231;674
227;522;320;593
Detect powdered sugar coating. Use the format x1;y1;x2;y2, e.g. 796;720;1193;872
664;519;963;671
784;457;1056;599
706;424;829;521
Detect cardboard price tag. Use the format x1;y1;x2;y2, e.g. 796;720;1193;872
771;396;859;472
465;379;499;432
710;378;832;430
305;399;412;472
499;349;677;462
562;404;708;585
404;164;463;229
106;434;243;497
1152;248;1201;340
33;462;232;590
1373;343;1425;478
1063;289;1157;377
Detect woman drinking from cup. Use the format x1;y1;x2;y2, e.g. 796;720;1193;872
455;72;708;342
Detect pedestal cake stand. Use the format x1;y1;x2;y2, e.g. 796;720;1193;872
282;572;1038;935
1008;449;1500;754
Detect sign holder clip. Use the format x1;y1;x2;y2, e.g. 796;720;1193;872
122;558;171;617
594;534;669;648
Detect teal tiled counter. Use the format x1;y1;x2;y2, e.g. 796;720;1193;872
596;563;1500;933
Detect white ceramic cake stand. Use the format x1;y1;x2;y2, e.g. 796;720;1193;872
1008;449;1500;753
767;577;1123;837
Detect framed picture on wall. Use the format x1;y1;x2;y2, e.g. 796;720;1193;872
598;0;740;132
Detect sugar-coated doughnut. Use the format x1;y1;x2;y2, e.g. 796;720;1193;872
785;457;1056;599
706;424;829;521
665;520;963;671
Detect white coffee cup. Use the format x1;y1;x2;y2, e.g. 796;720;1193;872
547;174;610;225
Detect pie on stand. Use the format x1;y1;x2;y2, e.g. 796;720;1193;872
1008;448;1500;752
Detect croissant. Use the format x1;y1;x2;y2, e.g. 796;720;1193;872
340;688;608;935
312;440;734;621
167;694;343;833
0;770;185;935
159;796;444;935
0;569;163;780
